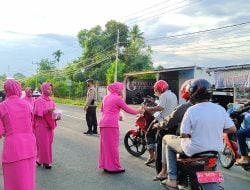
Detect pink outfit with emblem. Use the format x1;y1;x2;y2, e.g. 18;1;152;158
0;79;37;190
98;82;139;171
33;83;56;165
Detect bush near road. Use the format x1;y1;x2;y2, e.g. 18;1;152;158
53;97;101;107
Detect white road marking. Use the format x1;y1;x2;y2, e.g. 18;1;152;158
63;114;85;120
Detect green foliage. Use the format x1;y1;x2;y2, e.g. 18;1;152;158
106;61;125;84
13;73;26;80
51;80;68;97
36;58;56;73
21;20;154;99
23;76;37;90
54;97;101;107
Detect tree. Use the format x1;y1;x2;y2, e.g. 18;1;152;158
13;73;26;80
106;60;125;84
53;50;63;65
36;58;56;74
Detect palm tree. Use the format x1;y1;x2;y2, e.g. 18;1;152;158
128;25;145;53
53;50;64;65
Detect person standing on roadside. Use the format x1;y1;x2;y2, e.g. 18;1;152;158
83;79;98;135
98;82;144;173
33;82;57;169
0;79;37;190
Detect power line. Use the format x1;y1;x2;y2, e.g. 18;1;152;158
146;21;250;41
125;0;188;23
126;0;197;25
121;0;172;20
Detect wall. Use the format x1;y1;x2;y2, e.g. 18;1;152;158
178;69;194;104
97;86;107;101
125;79;155;104
194;68;215;84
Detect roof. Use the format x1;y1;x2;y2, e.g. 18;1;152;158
124;66;197;77
207;64;250;71
124;64;250;77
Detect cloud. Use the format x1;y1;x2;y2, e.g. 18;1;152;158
1;0;250;76
0;32;82;76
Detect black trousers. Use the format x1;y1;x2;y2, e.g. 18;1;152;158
86;107;97;132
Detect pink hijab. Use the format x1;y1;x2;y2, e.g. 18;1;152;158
25;87;33;97
40;82;53;95
4;79;22;97
107;82;124;96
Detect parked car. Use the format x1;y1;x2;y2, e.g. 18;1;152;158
32;90;41;98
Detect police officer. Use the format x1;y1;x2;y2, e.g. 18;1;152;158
84;79;98;134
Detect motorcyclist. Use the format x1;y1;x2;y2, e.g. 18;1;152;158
163;79;236;189
152;79;193;181
235;101;250;165
143;80;178;165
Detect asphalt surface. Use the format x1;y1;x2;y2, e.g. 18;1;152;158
0;103;250;190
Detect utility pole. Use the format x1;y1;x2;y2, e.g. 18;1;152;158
114;29;119;82
32;62;39;91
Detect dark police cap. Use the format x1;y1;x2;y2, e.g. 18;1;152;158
86;79;94;83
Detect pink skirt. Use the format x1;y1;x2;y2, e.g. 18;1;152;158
98;127;123;171
2;157;36;190
35;126;54;164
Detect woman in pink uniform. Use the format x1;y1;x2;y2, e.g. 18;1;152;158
33;82;56;169
22;87;35;109
0;79;37;190
98;82;143;173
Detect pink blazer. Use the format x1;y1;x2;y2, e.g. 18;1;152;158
99;93;138;128
0;96;37;163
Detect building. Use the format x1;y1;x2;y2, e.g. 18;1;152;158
124;66;214;104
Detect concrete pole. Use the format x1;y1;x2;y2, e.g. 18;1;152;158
114;29;120;82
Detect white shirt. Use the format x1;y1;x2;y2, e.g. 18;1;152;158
157;90;178;122
180;102;234;156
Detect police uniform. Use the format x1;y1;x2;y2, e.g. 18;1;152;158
84;80;98;134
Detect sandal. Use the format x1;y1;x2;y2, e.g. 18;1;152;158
235;159;249;165
164;184;179;190
153;175;167;181
144;158;155;165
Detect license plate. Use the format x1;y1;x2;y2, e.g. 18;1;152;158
196;171;224;183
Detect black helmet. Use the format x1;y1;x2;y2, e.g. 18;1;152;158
189;79;212;102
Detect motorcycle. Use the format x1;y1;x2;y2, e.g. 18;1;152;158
124;96;156;157
218;104;250;171
176;151;224;190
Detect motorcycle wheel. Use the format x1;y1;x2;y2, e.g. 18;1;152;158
218;143;235;169
124;131;147;157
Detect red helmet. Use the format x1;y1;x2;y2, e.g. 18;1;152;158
153;80;169;93
181;79;192;100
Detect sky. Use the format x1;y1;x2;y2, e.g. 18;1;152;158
0;0;250;76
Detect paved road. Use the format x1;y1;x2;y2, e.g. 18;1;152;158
1;103;250;190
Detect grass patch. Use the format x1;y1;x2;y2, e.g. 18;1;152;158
53;97;101;107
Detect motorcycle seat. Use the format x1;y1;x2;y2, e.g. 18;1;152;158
177;151;218;164
191;151;218;158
